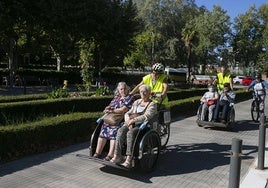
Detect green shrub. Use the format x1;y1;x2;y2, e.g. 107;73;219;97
95;86;112;96
0;93;48;103
0;97;112;126
0;112;102;161
48;88;69;99
102;66;121;73
0;88;249;126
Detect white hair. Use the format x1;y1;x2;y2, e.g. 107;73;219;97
114;82;130;96
139;84;151;93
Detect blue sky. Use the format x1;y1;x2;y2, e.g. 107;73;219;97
195;0;267;21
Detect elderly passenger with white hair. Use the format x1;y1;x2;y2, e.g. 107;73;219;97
110;84;157;168
93;82;134;161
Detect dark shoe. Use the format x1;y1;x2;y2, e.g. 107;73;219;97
104;155;113;161
221;120;226;123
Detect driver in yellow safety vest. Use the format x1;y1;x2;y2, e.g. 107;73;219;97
130;63;168;107
213;66;233;93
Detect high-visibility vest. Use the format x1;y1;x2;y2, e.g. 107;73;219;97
217;72;231;91
143;74;168;105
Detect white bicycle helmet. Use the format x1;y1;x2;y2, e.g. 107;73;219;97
152;63;164;73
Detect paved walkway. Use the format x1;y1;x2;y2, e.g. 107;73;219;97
0;98;268;187
240;149;268;188
239;99;268;188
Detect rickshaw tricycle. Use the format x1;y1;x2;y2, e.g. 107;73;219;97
77;107;171;172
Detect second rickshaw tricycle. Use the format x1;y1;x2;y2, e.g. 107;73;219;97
196;102;235;130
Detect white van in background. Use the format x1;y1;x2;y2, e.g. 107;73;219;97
194;75;216;85
164;68;187;84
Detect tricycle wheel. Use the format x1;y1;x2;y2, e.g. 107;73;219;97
139;131;160;172
196;105;203;127
159;123;170;148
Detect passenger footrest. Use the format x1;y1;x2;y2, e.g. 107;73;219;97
76;154;130;170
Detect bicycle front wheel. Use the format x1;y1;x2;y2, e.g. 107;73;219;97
251;100;259;122
159;123;170;148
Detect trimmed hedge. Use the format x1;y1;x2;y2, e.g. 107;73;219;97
0;112;102;161
0;88;249;126
0;89;208;126
0;93;48;103
0;97;112;125
167;89;206;101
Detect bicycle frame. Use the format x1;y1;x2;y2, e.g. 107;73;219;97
251;91;261;122
253;91;261;102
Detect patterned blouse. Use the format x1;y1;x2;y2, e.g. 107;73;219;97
100;94;134;140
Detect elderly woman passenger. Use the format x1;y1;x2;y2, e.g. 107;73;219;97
200;83;219;121
93;82;134;161
110;84;157;168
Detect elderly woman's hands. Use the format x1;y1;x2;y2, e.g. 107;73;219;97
103;109;109;113
104;106;115;113
125;119;134;129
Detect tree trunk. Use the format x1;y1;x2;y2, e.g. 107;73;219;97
50;45;62;71
187;45;192;81
97;51;102;87
9;38;16;88
57;56;61;71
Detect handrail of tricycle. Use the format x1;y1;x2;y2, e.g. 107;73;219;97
139;121;148;130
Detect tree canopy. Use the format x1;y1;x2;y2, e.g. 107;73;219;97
0;0;267;75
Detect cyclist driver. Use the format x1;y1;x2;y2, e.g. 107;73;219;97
213;66;233;93
246;73;268;114
130;62;168;108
